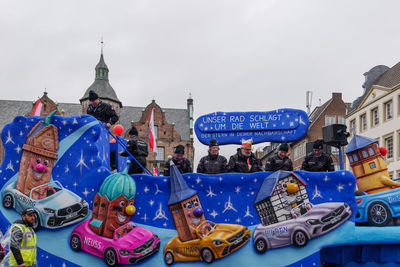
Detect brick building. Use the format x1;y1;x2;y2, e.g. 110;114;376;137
290;92;349;170
0;51;194;174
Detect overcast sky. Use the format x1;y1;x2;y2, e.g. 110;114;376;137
1;0;400;165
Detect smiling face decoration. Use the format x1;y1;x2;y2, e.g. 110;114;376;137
16;121;58;199
182;197;205;233
102;195;135;238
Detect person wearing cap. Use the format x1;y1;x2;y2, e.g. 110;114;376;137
9;208;37;267
86;90;119;128
265;142;293;172
163;145;192;176
227;139;262;173
301;139;334;172
119;126;148;174
197;139;228;174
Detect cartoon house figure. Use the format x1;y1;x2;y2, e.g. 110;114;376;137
168;164;205;242
254;171;310;226
345;135;400;194
89;164;136;238
16;111;58;199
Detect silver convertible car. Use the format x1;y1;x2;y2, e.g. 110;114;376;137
253;202;352;254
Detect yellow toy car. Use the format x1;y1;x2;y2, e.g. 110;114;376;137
164;220;251;265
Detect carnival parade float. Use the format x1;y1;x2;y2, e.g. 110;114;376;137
0;109;399;266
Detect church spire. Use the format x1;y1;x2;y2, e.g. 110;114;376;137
95;37;109;81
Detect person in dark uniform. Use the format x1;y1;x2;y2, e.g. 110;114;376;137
164;145;192;176
197;139;227;174
265;142;293;171
301;139;334;172
87;90;119;128
227;139;263;173
119;127;149;174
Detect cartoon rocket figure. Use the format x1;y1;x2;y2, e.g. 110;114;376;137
89;163;136;238
16;111;58;200
168;163;205;242
345;135;400;194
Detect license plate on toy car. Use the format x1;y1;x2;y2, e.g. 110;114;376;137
142;247;152;255
234;238;242;244
65;212;77;219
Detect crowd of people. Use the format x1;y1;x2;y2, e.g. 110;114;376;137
86;90;335;175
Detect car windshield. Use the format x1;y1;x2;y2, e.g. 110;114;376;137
291;202;313;218
115;222;137;239
197;221;216;237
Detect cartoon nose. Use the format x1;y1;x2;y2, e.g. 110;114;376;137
286;183;299;194
125;205;136;216
193;207;204;217
35;164;46;173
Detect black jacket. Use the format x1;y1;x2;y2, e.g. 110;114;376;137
164;157;192;176
120;136;148;174
87;101;119;125
227;148;262;173
265;153;293;172
10;220;36;266
197;154;228;174
301;152;334;172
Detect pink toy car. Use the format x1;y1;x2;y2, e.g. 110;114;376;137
70;219;160;266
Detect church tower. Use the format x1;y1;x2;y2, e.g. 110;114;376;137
80;45;122;117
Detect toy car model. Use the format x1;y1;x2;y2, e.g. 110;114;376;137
164;220;251;265
70;220;160;267
355;187;400;226
253;202;352;254
2;180;89;230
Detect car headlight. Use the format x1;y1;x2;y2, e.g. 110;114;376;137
119;249;131;256
212;240;224;246
306;219;320;225
44;208;55;214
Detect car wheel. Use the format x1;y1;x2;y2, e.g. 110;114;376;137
70;234;82;251
368;201;392;226
104;247;119;267
200;248;215;264
32;212;41;231
254;238;268;254
3;194;13;209
164;251;174;265
292;230;308;247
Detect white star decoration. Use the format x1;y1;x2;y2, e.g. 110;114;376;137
206;185;216;197
5;130;15;144
210;210;219;218
337;183;344;192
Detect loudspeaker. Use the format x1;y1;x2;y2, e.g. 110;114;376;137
322;124;349;147
306;142;330;155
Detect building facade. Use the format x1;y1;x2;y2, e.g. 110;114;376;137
346;62;400;178
0;51;194;174
289;92;349;170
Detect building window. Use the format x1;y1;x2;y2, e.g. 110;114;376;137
353;153;359;161
325;115;336;126
350;119;356;136
371;108;379;127
385;136;393;159
397;170;400;179
348;155;353;163
368;147;375;156
338;116;346;125
155;147;165;161
360;114;367;132
385;100;393;120
362;150;368;158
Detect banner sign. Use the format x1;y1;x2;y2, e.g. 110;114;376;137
195;109;309;145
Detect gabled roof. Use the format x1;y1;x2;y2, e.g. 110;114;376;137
308;99;332;128
374;61;400;88
168;164;197;205
345;135;377;154
255;171;306;204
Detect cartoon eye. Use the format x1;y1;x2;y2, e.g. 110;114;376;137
129;202;134;206
101;203;106;208
119;201;125;207
36;158;42;164
186;204;193;210
283;184;287;188
194;202;199;207
43;160;49;166
290;180;295;183
94;202;98;207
